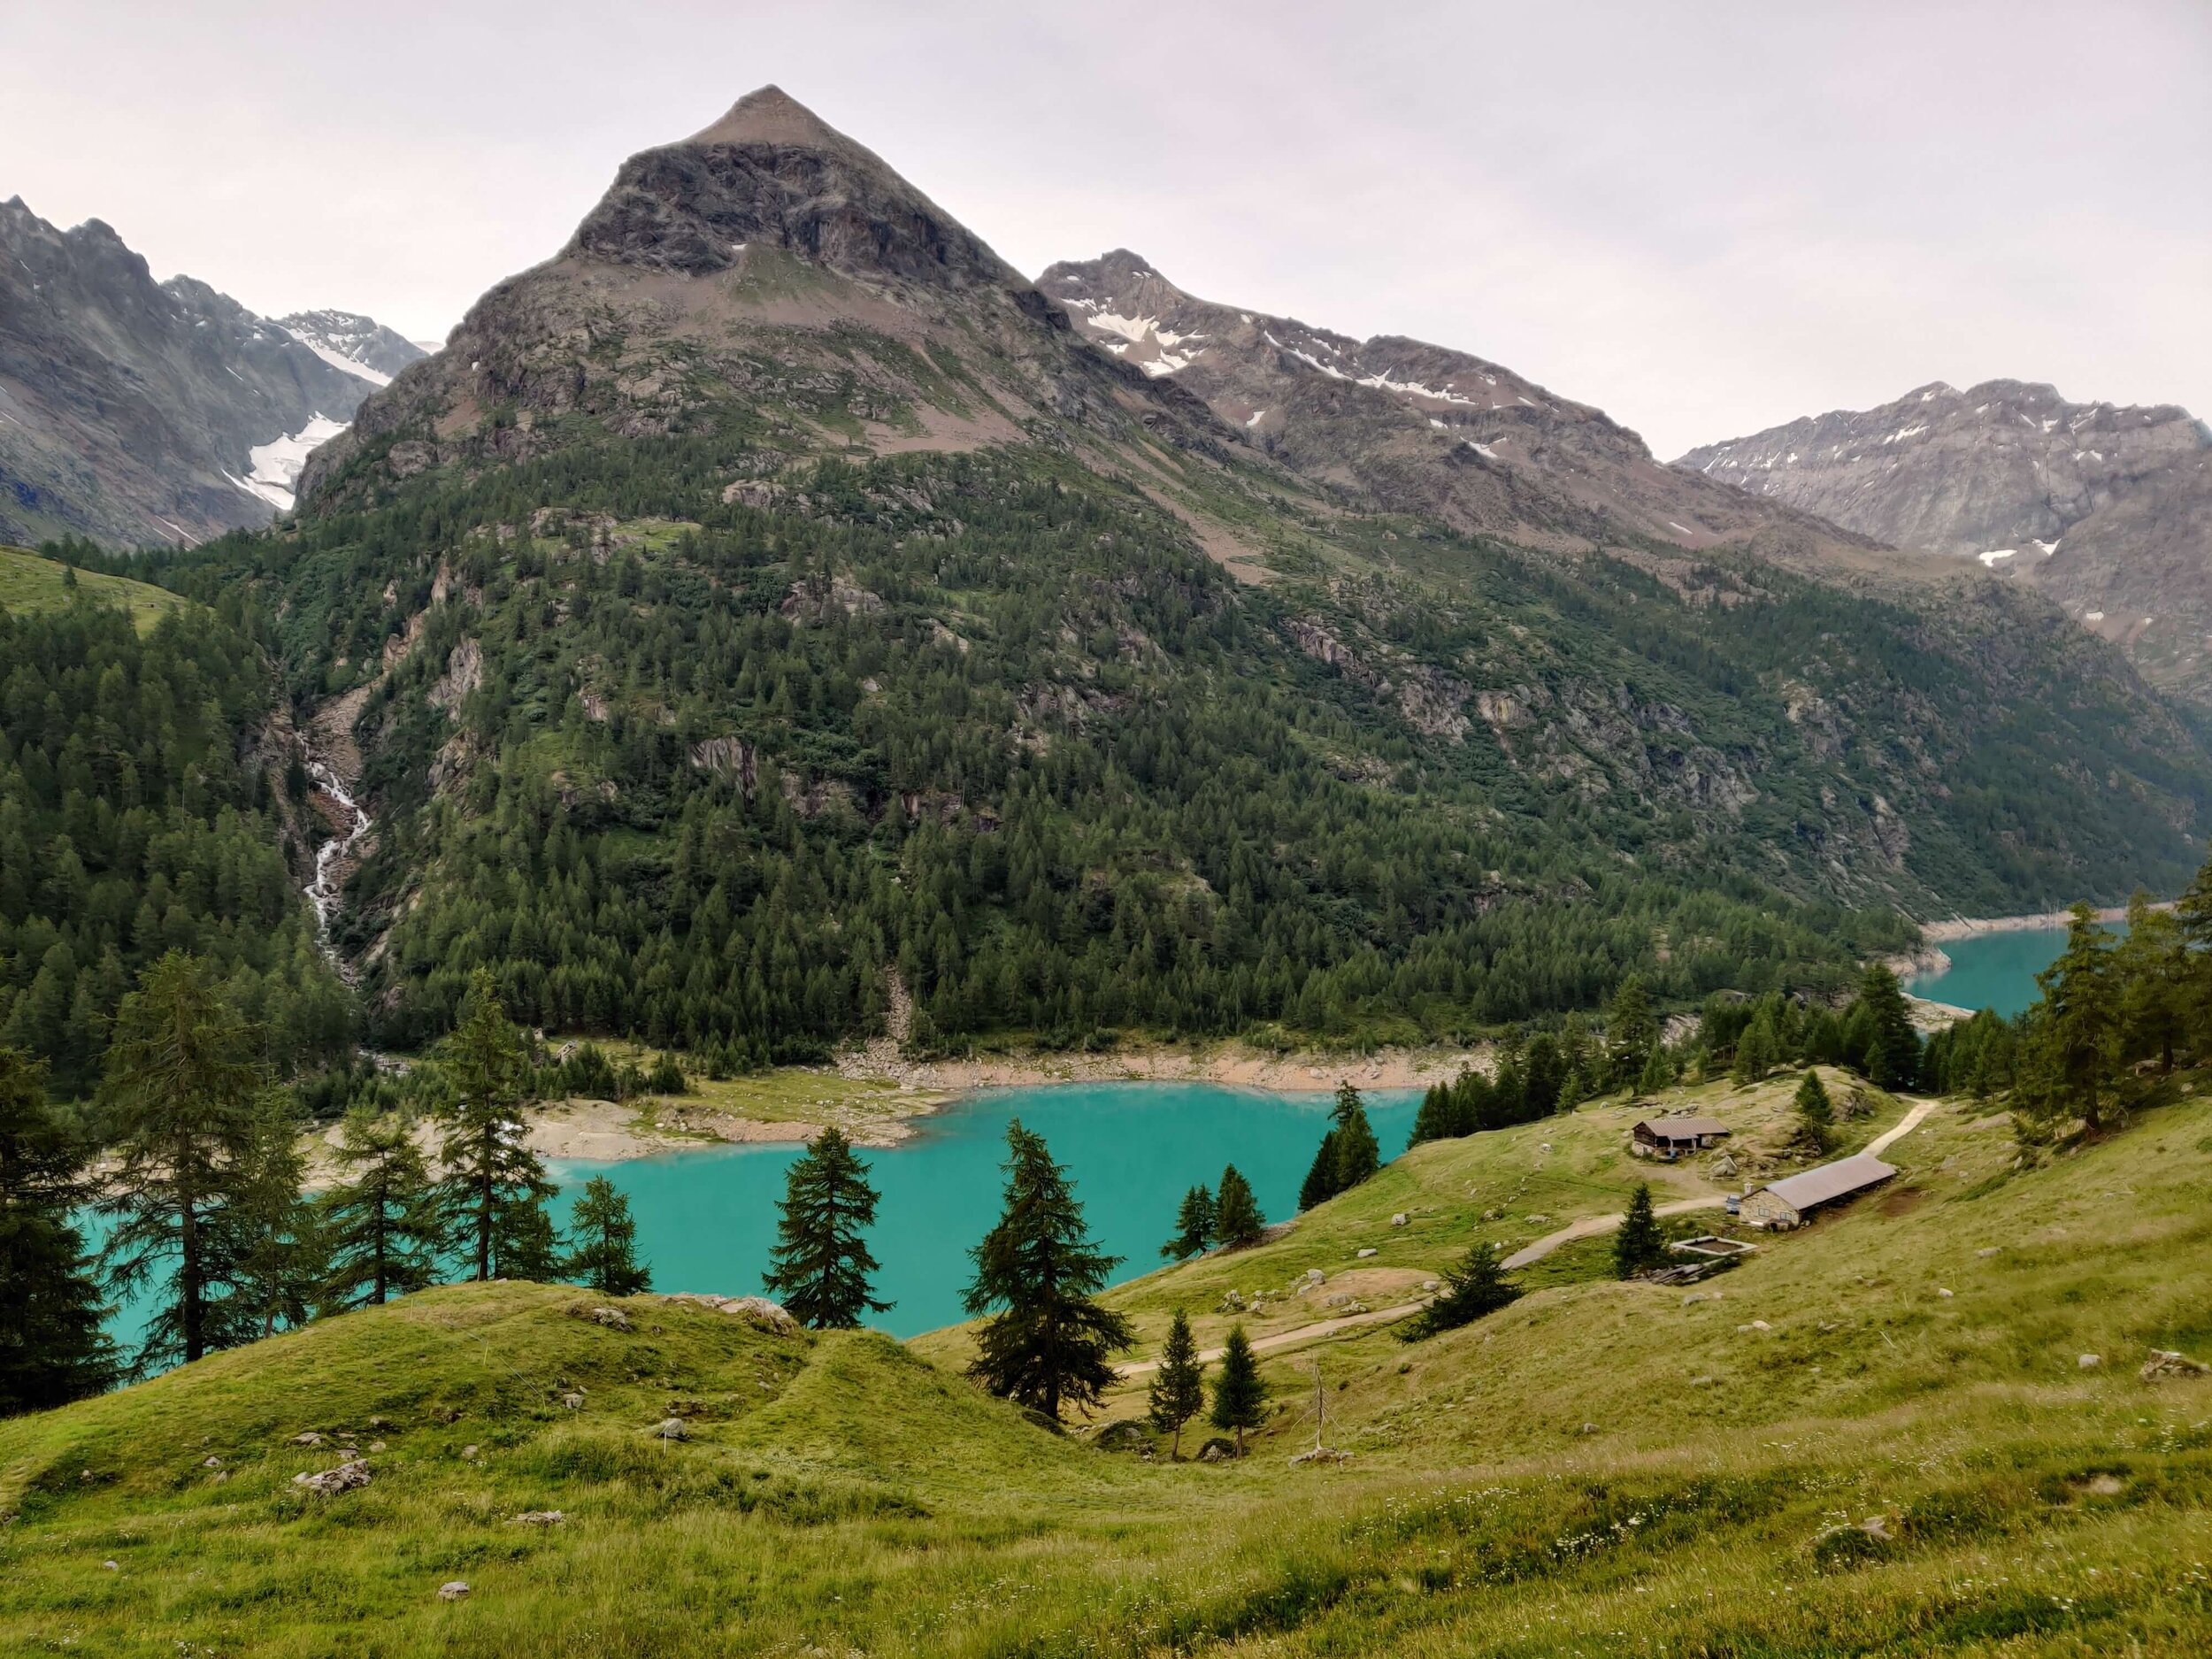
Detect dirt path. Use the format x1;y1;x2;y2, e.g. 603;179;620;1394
1865;1098;1936;1158
1118;1302;1425;1379
1500;1195;1729;1271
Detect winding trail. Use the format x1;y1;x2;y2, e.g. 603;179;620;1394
1119;1099;1947;1380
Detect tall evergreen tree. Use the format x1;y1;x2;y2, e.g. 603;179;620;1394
763;1126;886;1327
565;1175;651;1296
2014;903;2124;1139
1732;1005;1777;1084
963;1119;1133;1420
319;1107;440;1310
1213;1164;1264;1248
1209;1325;1267;1456
1160;1183;1216;1261
1330;1082;1381;1192
229;1094;321;1340
0;1046;113;1412
98;951;263;1370
1147;1307;1206;1458
1297;1125;1342;1211
1854;965;1921;1091
1613;1182;1668;1279
1604;975;1660;1089
1402;1241;1522;1340
1791;1067;1834;1154
432;969;553;1282
2113;891;2187;1073
1522;1033;1565;1118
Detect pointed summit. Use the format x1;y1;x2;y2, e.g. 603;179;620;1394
686;85;852;152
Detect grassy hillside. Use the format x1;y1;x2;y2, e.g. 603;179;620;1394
4;1074;2208;1655
0;543;190;632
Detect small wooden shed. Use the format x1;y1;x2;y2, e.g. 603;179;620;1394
1739;1153;1897;1230
1632;1116;1732;1161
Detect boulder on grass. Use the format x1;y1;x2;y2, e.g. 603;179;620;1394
293;1460;371;1496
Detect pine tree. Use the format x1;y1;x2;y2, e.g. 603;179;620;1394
2014;903;2125;1139
1161;1183;1216;1261
1635;1044;1673;1097
98;951;263;1370
1792;1067;1834;1153
1604;975;1660;1090
1523;1033;1565;1117
1147;1307;1206;1457
565;1175;651;1296
432;970;554;1282
964;1119;1132;1419
319;1107;440;1310
0;1046;114;1413
763;1126;887;1326
1854;965;1921;1091
229;1094;321;1340
1297;1126;1342;1211
1330;1082;1381;1193
1403;1241;1522;1340
1209;1324;1267;1455
1732;1010;1776;1085
2113;891;2186;1072
1613;1181;1668;1279
1213;1164;1264;1247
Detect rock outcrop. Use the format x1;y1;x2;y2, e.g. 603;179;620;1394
1678;382;2212;701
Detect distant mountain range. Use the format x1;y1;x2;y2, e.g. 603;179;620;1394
1679;383;2212;701
1035;250;1901;583
0;196;426;547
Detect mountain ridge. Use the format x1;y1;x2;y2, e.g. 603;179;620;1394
0;196;415;544
1678;380;2212;701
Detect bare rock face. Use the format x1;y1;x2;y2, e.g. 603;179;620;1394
298;88;1215;512
1678;382;2212;702
0;196;408;546
1036;250;1897;580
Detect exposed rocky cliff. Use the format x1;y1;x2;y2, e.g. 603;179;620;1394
1678;382;2212;701
0;196;407;546
298;88;1224;512
1035;250;1912;583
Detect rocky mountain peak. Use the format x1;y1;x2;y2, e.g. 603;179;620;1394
565;85;1022;292
1678;381;2212;701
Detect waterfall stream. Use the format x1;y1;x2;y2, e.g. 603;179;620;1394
303;756;371;963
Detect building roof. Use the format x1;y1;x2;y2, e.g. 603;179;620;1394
1755;1153;1898;1212
1635;1116;1732;1141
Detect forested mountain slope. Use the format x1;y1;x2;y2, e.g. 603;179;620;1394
0;547;351;1094
155;88;2212;1056
1679;380;2212;703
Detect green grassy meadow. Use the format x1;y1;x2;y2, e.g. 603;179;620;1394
0;545;191;633
4;1071;2209;1654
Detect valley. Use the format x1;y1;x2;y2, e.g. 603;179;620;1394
0;44;2208;1659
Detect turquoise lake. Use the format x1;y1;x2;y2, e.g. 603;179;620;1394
1903;927;2070;1017
551;1081;1417;1338
91;1083;1416;1356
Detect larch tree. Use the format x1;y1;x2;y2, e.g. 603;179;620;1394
1402;1241;1522;1340
2014;903;2124;1139
1147;1307;1206;1457
432;969;555;1281
1213;1164;1264;1248
319;1107;441;1310
565;1175;651;1297
98;951;264;1370
963;1118;1132;1421
229;1094;321;1340
1791;1067;1834;1153
1160;1183;1216;1261
1209;1325;1267;1456
761;1126;885;1327
0;1046;114;1413
1613;1182;1668;1279
1604;975;1660;1089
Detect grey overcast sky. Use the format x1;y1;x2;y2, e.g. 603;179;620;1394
4;0;2206;457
